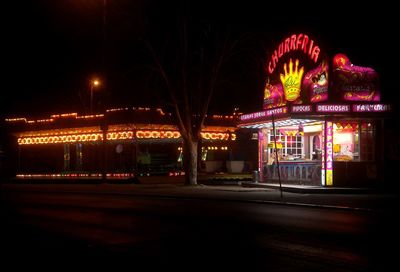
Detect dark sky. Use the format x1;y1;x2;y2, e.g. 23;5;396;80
1;0;398;118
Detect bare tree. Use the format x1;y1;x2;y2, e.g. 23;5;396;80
142;11;239;185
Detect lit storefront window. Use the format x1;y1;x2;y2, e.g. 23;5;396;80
268;131;303;158
332;122;375;162
333;123;358;161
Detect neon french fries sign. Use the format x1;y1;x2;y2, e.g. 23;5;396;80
264;33;328;109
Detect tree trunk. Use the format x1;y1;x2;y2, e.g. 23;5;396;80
183;139;198;186
197;137;203;172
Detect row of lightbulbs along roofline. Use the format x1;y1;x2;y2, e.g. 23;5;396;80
17;131;236;145
178;146;229;151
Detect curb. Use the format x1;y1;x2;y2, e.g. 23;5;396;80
242;182;383;194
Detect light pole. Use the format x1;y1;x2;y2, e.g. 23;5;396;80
90;79;100;114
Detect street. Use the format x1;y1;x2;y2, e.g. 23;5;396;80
1;183;398;271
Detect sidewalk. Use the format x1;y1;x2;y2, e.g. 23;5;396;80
2;181;399;213
241;181;381;194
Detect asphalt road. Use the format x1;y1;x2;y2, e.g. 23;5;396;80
1;185;398;271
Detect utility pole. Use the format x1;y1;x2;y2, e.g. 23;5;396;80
101;0;107;182
272;114;283;198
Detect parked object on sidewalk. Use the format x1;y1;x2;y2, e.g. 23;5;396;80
226;160;244;173
252;170;259;183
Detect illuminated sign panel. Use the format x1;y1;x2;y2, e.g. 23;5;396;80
325;121;333;186
264;33;328;109
352;104;391;112
240;107;288;121
280;59;304;102
267;33;321;74
291;105;312;113
263;81;285;109
316;105;350;113
321;121;333;186
332;53;380;102
242;103;391;123
303;61;329;103
263;34;381;109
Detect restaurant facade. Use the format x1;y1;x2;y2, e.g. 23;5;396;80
238;33;393;187
5;107;240;178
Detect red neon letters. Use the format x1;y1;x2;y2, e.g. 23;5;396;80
268;34;320;74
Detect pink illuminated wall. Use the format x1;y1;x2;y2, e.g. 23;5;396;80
332;53;380;101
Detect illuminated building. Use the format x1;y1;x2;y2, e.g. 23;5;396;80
5;107;240;178
239;33;393;187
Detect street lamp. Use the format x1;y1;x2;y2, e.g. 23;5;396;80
90;79;100;114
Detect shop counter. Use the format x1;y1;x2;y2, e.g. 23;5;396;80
262;160;321;185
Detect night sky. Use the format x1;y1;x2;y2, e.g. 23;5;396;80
1;0;398;118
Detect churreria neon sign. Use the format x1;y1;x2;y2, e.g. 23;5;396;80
268;33;321;74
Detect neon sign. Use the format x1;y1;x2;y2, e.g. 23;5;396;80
321;121;333;186
241;103;392;123
263;80;285;109
291;105;312;113
268;33;321;74
326;121;333;186
240;107;288;121
264;33;326;108
316;105;350;113
332;53;380;102
280;59;304;101
303;61;329;103
352;104;391;112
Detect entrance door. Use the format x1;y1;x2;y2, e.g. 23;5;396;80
310;134;321;159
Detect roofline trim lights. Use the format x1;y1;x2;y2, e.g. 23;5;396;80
240;119;319;129
17;130;236;145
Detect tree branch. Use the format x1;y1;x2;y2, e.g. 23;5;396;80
142;38;188;139
198;32;231;132
181;18;192;140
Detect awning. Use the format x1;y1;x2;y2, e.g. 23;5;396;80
239;118;320;129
